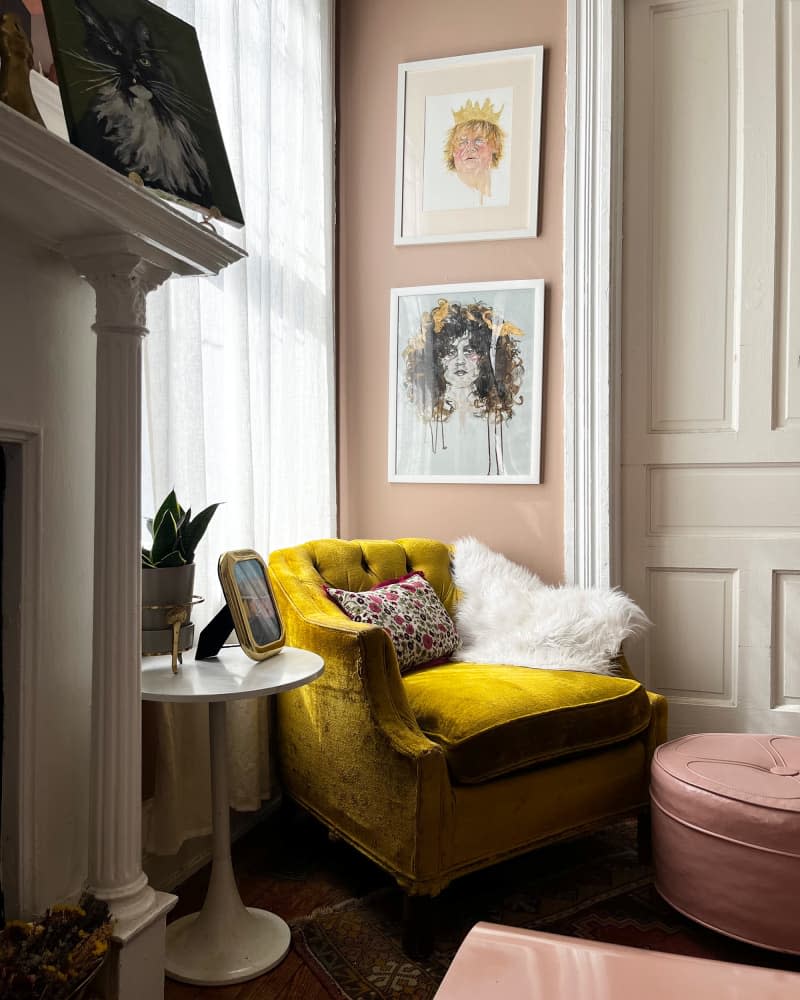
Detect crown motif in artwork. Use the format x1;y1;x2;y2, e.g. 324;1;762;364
451;97;504;126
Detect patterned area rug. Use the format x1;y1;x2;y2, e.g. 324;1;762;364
291;822;800;1000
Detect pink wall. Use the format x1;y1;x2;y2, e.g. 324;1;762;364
337;0;565;582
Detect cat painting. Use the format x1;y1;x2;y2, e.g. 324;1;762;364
42;0;243;225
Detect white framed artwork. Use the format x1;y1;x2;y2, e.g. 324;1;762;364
394;46;544;245
388;279;545;484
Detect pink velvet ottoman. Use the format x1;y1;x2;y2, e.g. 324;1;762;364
651;733;800;954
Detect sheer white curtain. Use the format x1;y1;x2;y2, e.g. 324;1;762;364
142;0;335;856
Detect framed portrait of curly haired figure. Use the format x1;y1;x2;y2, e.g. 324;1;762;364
389;279;545;484
394;47;543;244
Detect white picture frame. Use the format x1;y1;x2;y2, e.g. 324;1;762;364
394;46;544;245
389;279;545;484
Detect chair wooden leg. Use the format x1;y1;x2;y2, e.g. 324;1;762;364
402;893;436;959
637;807;652;864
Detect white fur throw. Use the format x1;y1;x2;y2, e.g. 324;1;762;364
451;537;650;675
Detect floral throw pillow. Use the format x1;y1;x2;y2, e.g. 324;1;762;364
325;572;460;673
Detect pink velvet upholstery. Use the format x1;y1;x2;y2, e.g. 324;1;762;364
651;733;800;954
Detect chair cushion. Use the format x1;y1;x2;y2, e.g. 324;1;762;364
403;661;652;784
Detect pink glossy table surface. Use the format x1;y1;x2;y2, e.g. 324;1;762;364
434;923;800;999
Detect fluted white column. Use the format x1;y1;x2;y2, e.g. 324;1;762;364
70;249;177;998
84;254;167;919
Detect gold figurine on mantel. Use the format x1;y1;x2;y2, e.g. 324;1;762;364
0;11;44;126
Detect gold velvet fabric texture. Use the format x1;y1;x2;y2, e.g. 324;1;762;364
404;663;652;784
268;538;668;897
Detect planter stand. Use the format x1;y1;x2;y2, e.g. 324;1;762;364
142;596;204;673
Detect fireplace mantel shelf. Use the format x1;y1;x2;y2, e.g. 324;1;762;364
0;103;245;276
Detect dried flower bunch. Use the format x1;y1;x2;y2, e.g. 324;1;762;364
0;893;113;999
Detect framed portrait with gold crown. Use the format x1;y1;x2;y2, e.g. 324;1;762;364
394;47;543;245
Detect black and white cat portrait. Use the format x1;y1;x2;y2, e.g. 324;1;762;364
43;0;243;225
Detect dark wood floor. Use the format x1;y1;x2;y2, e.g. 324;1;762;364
163;807;389;999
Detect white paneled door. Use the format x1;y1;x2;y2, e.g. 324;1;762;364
621;0;800;737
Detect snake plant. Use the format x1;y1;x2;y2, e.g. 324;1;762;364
142;489;220;569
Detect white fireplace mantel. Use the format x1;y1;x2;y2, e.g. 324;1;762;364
0;104;242;276
0;103;246;999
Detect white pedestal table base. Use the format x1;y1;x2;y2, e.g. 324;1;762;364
165;905;290;985
142;647;324;987
164;698;289;985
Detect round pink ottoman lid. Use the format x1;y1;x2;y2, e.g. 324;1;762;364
652;733;800;856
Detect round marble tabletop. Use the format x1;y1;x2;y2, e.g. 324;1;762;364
141;644;323;703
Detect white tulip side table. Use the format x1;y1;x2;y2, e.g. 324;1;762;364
141;645;323;985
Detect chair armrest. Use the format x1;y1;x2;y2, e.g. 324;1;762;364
613;651;668;756
268;557;453;886
644;690;668;757
269;566;440;762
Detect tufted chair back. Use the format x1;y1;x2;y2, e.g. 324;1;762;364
270;537;461;619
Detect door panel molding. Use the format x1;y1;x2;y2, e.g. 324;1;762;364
772;570;800;707
776;0;800;429
648;2;738;433
648;464;800;535
646;567;738;705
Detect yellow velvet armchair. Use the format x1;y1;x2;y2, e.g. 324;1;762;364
268;538;667;952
